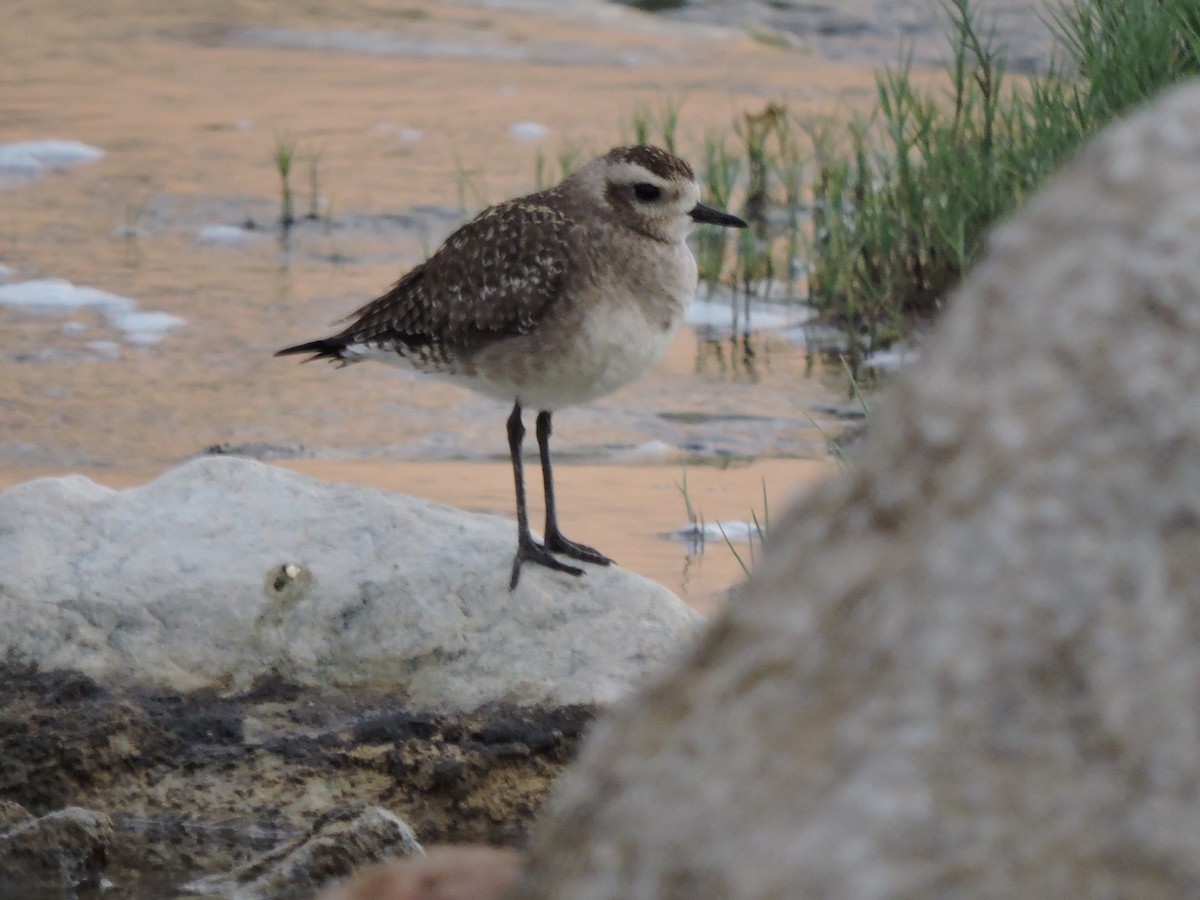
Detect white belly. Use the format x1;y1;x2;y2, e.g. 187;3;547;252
471;294;684;411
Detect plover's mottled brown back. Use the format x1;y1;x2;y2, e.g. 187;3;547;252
277;144;746;588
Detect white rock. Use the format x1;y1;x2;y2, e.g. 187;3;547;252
508;121;549;143
0;457;699;710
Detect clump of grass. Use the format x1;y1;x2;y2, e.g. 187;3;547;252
694;101;805;341
656;97;683;154
534;148;551;191
628;104;652;146
675;463;773;579
674;463;706;557
620;98;683;154
304;143;324;221
1049;0;1200;122
697;131;741;296
729;104;786;334
533;142;590;191
273;133;297;231
804;0;1200;381
802;355;871;466
717;478;770;578
453;155;489;212
556;143;586;179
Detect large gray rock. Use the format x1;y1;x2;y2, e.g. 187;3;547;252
516;82;1200;898
0;456;698;710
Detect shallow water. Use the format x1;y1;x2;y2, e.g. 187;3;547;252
0;0;901;607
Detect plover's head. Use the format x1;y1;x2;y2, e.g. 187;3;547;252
568;145;747;243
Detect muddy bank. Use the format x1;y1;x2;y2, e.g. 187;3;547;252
0;664;594;897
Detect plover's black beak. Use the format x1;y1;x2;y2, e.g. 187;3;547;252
689;203;748;228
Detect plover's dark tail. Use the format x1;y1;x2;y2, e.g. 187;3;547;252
274;336;349;363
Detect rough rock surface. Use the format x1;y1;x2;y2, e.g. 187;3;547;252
185;803;423;898
0;664;592;895
0;802;113;892
516;83;1200;898
0;456;700;710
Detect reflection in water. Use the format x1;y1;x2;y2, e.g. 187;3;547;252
695;333;761;383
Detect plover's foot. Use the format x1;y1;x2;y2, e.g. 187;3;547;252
510;534;585;590
545;531;613;567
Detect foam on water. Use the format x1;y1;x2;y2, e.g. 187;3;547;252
666;520;758;543
0;140;103;182
509;121;549;142
684;296;811;333
864;345;917;374
0;279;184;346
197;224;259;246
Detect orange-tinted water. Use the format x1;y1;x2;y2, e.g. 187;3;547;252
0;0;891;607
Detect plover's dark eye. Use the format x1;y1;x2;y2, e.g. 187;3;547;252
633;182;662;202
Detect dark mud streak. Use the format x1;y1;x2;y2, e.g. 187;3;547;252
0;664;598;894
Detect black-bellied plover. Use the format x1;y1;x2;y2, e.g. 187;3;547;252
277;145;747;588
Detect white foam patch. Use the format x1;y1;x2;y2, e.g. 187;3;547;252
864;345;917;374
668;520;760;542
375;123;424;143
0;278;184;346
0;140;104;180
197;224;258;246
685;297;809;332
0;279;133;315
109;309;187;345
632;440;673;458
509;121;549;143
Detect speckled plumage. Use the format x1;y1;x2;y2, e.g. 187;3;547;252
335;200;578;372
278;144;746;587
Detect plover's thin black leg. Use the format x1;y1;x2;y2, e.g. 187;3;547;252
536;410;614;568
508;401;584;590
